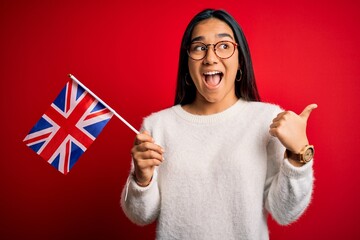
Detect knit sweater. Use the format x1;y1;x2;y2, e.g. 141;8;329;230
121;99;314;240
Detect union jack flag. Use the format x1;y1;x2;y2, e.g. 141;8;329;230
23;79;113;174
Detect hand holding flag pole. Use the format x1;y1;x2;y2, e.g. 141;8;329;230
68;74;139;135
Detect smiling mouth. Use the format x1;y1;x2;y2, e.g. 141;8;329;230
203;71;223;87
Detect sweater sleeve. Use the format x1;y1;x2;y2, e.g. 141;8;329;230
264;135;314;225
120;164;161;226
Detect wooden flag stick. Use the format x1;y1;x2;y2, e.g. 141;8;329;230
68;74;140;135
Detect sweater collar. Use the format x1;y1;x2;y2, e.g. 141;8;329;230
172;99;246;124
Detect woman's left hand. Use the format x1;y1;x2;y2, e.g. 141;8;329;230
269;104;317;153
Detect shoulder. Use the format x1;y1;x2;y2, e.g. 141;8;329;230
239;100;284;141
241;100;283;117
141;105;177;130
144;106;176;121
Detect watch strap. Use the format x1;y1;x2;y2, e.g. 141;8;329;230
285;149;303;162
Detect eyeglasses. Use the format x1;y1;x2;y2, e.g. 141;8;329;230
187;41;238;60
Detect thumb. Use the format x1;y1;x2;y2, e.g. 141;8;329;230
300;103;318;120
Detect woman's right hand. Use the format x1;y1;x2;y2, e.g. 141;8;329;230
131;131;165;187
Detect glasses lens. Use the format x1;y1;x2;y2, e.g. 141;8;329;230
215;41;235;59
188;42;207;60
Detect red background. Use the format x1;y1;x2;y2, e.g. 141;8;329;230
1;0;359;239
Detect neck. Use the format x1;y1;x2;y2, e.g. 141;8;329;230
183;96;239;115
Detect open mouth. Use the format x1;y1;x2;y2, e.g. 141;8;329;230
203;71;223;88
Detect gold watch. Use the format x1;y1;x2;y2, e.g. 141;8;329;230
285;145;314;164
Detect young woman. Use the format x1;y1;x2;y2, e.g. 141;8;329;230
121;9;316;239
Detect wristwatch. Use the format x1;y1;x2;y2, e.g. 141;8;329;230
285;145;314;164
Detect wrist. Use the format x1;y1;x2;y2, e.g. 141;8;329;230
287;157;306;167
292;140;309;154
133;173;152;187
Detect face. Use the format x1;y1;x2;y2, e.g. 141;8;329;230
188;18;239;109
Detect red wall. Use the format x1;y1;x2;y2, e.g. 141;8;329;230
1;0;359;239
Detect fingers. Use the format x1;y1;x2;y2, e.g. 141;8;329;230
134;130;154;145
270;110;296;130
272;111;294;123
136;157;163;169
131;131;164;186
300;104;318;120
269;110;299;138
132;146;164;162
269;120;283;137
134;131;163;153
269;127;278;137
132;131;165;164
135;141;164;153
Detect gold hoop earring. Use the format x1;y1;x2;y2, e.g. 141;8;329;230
236;69;242;82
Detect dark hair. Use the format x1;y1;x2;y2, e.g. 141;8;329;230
174;9;261;105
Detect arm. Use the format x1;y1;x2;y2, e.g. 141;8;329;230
120;166;161;226
264;137;314;225
120;131;164;225
265;104;317;224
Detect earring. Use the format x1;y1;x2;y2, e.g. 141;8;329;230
236;69;242;82
185;73;192;86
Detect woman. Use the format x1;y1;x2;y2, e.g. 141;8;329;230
121;9;316;239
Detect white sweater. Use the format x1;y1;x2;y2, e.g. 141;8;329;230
121;99;314;240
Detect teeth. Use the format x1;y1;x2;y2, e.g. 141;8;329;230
203;71;222;76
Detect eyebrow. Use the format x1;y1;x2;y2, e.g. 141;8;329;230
191;33;235;43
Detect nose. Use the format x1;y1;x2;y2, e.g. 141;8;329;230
203;45;218;65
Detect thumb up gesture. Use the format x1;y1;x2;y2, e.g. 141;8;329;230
269;104;317;154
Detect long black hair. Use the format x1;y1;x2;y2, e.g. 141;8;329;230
174;9;261;105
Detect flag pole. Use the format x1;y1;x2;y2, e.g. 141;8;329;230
68;74;140;135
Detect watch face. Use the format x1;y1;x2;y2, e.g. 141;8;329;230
304;148;314;162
